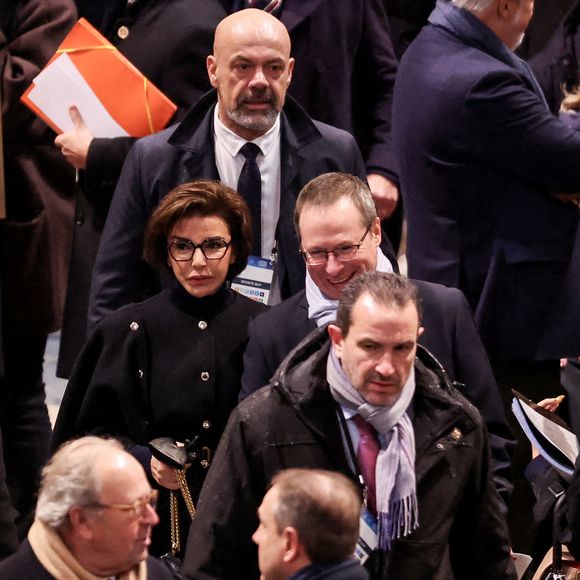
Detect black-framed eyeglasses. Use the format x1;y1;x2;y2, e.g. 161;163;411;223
168;238;232;261
89;489;158;520
299;226;371;266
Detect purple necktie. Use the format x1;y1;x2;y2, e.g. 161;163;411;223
353;414;380;515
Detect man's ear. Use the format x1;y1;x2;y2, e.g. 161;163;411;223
281;527;302;563
68;506;95;541
207;55;218;88
496;0;518;22
286;57;295;86
417;326;425;339
371;216;382;246
328;324;344;356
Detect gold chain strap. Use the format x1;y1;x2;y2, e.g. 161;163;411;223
169;491;180;555
176;468;196;519
168;468;196;556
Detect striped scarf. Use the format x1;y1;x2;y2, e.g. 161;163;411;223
327;349;419;551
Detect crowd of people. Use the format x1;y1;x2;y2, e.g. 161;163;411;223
3;0;580;578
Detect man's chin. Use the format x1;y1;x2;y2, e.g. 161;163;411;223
228;109;278;133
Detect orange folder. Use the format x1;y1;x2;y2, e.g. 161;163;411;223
21;18;177;137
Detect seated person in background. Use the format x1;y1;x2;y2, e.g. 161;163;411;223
253;468;368;580
241;172;514;507
0;436;172;579
51;180;266;558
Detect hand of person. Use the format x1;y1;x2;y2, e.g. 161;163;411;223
367;173;399;220
54;105;94;169
536;395;565;414
150;456;181;490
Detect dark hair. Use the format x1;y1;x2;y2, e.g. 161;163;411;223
143;180;252;280
294;172;377;237
336;272;421;336
270;468;361;564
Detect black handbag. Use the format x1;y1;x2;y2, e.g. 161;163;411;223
148;437;204;577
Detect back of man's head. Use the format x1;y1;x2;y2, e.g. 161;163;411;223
450;0;534;51
271;468;361;564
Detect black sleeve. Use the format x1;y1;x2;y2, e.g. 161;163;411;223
51;311;149;453
0;426;17;559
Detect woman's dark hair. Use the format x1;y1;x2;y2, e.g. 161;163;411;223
143;179;253;280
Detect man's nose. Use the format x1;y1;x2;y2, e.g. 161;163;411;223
144;503;160;526
375;354;395;377
249;67;268;88
324;253;343;276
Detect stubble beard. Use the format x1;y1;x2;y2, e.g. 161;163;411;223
226;92;280;134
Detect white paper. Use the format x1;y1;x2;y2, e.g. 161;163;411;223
518;398;579;465
26;53;129;138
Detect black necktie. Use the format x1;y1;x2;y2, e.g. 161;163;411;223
237;142;262;256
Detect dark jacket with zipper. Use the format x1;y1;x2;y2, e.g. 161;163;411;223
183;326;516;580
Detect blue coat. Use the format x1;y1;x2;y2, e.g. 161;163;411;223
393;1;580;360
240;281;514;505
88;91;366;326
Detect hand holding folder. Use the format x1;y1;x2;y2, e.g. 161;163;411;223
20;18;177;138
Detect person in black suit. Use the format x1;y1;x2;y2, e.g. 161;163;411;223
241;172;514;506
88;8;369;326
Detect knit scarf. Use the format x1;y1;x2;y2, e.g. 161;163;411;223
28;520;147;580
306;248;394;327
327;350;419;551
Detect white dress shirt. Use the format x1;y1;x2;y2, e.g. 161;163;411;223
213;106;282;260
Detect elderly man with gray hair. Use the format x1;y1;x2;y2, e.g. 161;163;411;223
0;436;173;579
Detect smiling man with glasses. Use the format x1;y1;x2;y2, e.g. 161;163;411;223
0;436;173;579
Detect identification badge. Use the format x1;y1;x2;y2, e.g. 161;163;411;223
354;507;378;565
231;256;274;305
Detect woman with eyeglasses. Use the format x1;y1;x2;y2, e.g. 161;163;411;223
51;180;267;560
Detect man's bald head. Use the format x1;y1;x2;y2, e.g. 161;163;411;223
207;8;294;141
213;9;291;60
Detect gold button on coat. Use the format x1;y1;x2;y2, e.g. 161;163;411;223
118;25;129;39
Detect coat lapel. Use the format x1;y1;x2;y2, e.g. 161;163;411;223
280;0;327;34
